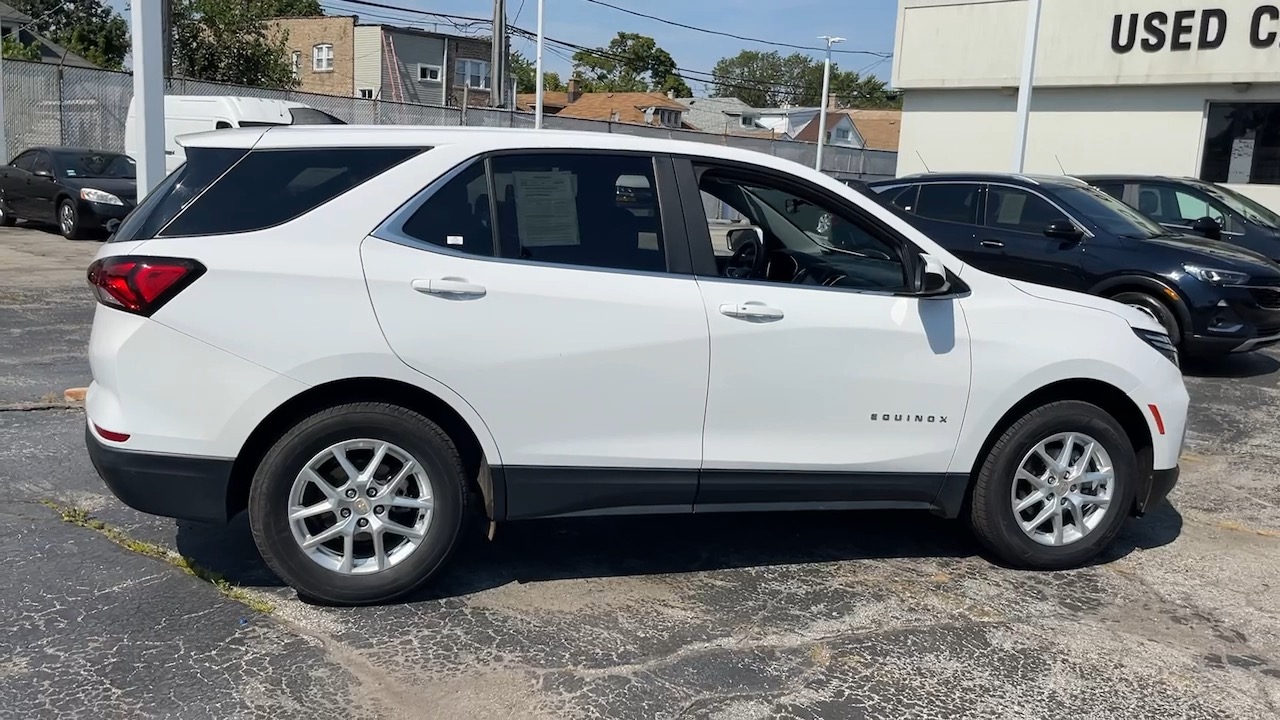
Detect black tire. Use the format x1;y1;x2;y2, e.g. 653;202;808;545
0;202;15;227
248;402;467;605
1111;291;1181;345
969;400;1138;570
58;198;85;240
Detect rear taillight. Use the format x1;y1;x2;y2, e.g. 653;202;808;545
86;256;205;316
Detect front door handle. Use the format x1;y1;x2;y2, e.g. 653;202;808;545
719;302;784;321
979;239;1005;248
411;277;487;298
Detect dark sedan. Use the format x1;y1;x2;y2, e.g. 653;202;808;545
0;147;137;240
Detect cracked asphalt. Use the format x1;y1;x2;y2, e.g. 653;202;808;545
2;227;1279;719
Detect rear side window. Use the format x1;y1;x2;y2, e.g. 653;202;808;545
160;147;421;237
915;183;980;225
110;147;248;243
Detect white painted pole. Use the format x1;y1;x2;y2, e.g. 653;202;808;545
1012;0;1043;173
132;0;166;195
814;36;844;172
534;0;545;129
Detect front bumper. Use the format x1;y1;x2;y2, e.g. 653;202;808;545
1181;284;1280;355
76;199;133;231
86;425;234;524
1135;466;1179;515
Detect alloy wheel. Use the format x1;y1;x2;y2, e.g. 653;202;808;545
1010;432;1115;547
288;438;434;574
59;203;74;235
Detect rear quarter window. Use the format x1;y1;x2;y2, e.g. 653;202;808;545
159;146;423;237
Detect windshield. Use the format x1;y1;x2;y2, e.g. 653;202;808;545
1057;185;1170;238
1193;181;1280;228
54;151;135;179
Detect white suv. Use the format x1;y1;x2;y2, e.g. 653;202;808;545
85;127;1188;605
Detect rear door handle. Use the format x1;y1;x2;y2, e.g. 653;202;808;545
979;239;1005;248
719;302;783;321
411;278;487;298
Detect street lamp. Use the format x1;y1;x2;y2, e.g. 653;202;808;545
815;35;845;172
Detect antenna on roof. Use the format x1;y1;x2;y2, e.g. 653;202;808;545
916;151;932;173
1055;154;1067;175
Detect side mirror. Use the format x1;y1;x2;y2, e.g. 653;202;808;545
1045;219;1083;242
917;253;951;296
1191;216;1223;241
105;218;122;235
727;226;763;254
32;168;52;178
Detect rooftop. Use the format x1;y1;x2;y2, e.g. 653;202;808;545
844;109;902;152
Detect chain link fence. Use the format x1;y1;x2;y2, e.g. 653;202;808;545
2;59;897;180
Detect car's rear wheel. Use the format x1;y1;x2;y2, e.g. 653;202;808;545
1111;291;1180;345
968;400;1137;569
249;402;466;605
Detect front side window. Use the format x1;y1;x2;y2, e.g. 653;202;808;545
159;147;422;237
488;153;666;272
30;151;52;176
914;183;980;225
697;168;907;293
1133;183;1229;229
984;187;1068;235
454;59;491;90
313;43;334;72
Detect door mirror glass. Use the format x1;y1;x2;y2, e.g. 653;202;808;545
32;168;52;178
1044;219;1083;241
1191;216;1223;240
917;253;952;296
726;226;763;254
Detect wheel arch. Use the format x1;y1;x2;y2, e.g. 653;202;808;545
1090;274;1192;336
226;376;499;523
961;378;1155;517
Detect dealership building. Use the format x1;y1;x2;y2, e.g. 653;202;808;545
893;0;1280;208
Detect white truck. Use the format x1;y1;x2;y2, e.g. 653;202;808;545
125;95;345;175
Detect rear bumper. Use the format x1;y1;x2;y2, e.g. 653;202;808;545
86;425;234;524
1136;465;1179;515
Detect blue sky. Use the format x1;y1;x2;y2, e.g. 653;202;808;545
107;0;899;91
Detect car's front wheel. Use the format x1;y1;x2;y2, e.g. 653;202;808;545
0;201;16;227
968;400;1137;569
249;402;467;605
58;199;85;240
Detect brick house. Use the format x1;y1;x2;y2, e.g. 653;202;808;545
268;15;357;96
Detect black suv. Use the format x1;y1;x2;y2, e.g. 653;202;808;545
865;173;1280;357
1080;175;1280;262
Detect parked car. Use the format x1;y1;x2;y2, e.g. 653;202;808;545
0;147;137;239
867;173;1280;357
126;95;347;175
85;128;1186;604
1080;175;1280;261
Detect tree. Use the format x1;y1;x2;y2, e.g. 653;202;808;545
262;0;323;13
2;34;42;62
171;0;303;88
8;0;128;69
571;32;691;97
510;52;565;94
711;50;899;109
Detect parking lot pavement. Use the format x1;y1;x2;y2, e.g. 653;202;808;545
3;226;1279;719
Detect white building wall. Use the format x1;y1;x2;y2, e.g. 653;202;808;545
894;0;1280;210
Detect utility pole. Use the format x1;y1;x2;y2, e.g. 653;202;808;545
491;0;506;107
1012;0;1044;173
0;25;8;161
814;35;844;172
132;1;166;194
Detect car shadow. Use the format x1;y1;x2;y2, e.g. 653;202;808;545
1182;351;1280;379
174;502;1185;606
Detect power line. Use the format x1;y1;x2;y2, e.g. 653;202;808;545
578;0;892;58
328;0;891;100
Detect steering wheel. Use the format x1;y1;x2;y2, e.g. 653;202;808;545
726;234;767;279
